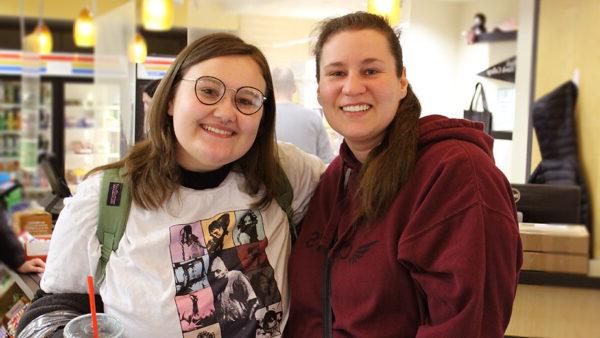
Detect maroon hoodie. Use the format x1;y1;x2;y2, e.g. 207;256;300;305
286;115;523;337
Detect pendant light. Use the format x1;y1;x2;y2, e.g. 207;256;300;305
26;0;53;54
128;32;147;63
33;20;53;54
141;0;174;31
367;0;401;26
73;7;95;47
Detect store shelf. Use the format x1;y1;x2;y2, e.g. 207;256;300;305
491;130;513;140
0;103;20;109
475;30;517;43
66;152;120;158
0;156;19;162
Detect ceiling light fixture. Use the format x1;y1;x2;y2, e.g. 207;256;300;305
367;0;401;26
141;0;174;31
128;32;148;63
73;7;95;47
32;21;53;54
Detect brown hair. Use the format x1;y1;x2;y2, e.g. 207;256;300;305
313;12;422;221
89;33;281;210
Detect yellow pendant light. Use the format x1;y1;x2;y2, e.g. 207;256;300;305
367;0;402;26
33;21;53;54
128;32;148;63
73;7;95;47
141;0;174;31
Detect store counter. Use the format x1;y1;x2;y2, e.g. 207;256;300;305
506;260;600;338
4;267;41;301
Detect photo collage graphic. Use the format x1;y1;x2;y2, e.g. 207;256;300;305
169;209;283;338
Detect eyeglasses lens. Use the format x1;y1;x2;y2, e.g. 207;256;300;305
195;76;264;115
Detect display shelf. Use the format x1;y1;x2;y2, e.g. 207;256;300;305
0;156;19;162
491;130;513;140
0;103;20;109
65;152;120;158
476;30;517;43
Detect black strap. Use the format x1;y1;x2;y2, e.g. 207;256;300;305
469;82;490;112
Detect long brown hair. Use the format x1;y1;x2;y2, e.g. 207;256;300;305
89;33;281;210
313;12;422;221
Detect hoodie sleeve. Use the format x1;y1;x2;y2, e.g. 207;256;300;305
397;140;522;337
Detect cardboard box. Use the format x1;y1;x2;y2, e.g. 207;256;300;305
522;251;589;274
519;223;589;274
12;210;52;236
519;223;589;255
18;233;51;261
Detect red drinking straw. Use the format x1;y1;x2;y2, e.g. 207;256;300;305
87;275;99;338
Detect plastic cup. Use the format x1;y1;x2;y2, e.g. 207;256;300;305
63;313;124;338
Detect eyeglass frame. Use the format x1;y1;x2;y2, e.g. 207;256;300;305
180;76;268;116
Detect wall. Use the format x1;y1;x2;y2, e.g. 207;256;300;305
403;0;462;117
406;0;519;179
532;0;600;256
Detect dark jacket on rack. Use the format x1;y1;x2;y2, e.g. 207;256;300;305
528;81;590;229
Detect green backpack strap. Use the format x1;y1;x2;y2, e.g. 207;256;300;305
95;167;131;285
273;164;296;243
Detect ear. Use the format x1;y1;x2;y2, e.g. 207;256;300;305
316;85;322;106
168;99;174;116
399;67;409;99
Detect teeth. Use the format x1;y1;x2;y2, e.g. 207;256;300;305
342;104;370;112
203;125;233;136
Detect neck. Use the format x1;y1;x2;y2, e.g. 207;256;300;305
346;137;384;163
346;144;373;163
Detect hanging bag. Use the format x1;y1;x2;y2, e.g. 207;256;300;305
464;82;493;134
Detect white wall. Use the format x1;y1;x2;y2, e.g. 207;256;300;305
403;0;462;117
405;0;520;179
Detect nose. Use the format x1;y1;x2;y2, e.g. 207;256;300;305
213;89;238;122
341;72;366;96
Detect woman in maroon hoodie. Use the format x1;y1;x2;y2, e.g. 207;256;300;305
286;12;523;338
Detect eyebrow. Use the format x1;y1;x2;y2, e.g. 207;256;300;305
323;58;384;68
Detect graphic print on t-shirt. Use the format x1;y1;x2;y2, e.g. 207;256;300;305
169;209;283;338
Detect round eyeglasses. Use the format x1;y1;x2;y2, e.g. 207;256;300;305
180;76;267;116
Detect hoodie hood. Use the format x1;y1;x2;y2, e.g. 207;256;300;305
418;114;494;158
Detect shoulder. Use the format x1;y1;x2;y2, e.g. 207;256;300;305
418;139;496;174
413;139;514;216
277;141;325;177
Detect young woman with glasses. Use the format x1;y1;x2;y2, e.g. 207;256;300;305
17;33;324;338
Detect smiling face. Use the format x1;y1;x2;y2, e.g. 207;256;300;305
168;55;266;172
317;29;408;160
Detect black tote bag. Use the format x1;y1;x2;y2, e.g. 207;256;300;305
463;82;493;134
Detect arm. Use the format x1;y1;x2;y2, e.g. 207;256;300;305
18;174;103;336
398;146;522;337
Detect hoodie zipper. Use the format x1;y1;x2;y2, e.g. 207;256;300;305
322;167;352;338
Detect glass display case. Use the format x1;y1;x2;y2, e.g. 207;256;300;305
0;79;52;192
63;83;121;191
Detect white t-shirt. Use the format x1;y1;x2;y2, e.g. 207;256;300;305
41;143;324;338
